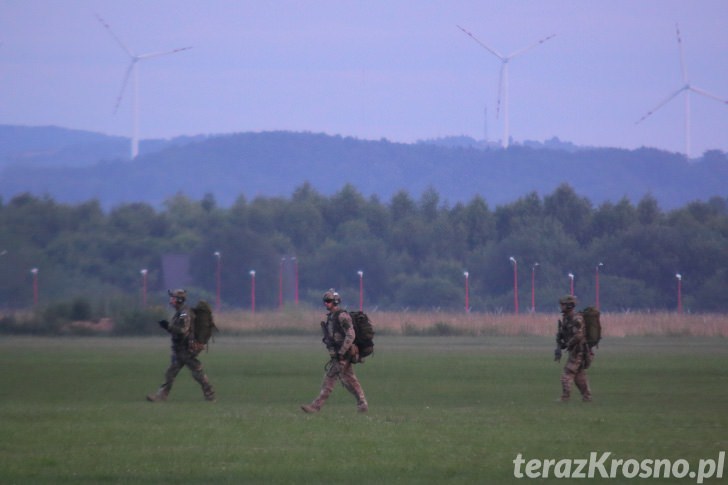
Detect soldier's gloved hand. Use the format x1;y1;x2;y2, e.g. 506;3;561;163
554;347;562;362
158;320;169;330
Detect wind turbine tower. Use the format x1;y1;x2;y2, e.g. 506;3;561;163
458;25;555;149
95;13;191;159
483;105;488;145
636;23;728;160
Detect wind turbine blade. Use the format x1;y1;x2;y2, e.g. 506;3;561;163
675;23;688;84
508;34;556;59
636;86;686;124
114;61;135;113
138;46;193;60
689;86;728;104
94;13;134;57
456;25;505;60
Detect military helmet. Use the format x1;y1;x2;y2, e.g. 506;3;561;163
168;289;187;302
322;288;341;305
559;294;577;307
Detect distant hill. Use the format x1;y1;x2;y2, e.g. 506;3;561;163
0;125;205;168
1;125;726;210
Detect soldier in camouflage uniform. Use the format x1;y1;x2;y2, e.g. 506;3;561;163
555;295;593;402
146;289;216;402
301;289;368;413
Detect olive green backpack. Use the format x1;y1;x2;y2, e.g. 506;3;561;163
580;307;602;348
190;300;219;352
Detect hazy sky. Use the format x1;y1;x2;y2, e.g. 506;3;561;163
2;0;727;157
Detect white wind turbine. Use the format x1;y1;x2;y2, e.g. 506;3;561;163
95;13;191;159
636;23;728;160
457;25;555;149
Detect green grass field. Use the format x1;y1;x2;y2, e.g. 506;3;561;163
1;335;726;484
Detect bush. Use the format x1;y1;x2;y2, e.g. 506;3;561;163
70;298;93;321
0;297;167;336
426;321;461;336
0;314;22;334
111;305;168;336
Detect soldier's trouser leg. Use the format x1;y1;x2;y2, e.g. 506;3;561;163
308;361;367;411
574;370;592;401
150;353;184;400
560;369;574;401
560;352;584;401
185;354;215;400
310;373;337;410
339;361;367;410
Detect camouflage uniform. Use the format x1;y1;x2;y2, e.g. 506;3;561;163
556;308;593;402
147;293;215;402
302;291;368;413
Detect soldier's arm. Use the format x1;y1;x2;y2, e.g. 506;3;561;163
566;315;585;349
168;310;192;336
337;312;356;357
556;319;564;346
321;321;338;357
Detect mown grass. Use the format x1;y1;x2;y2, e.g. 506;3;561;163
1;335;726;484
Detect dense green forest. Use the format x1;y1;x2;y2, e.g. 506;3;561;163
1;183;727;314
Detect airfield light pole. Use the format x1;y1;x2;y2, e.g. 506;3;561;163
279;257;285;309
676;273;683;314
140;268;148;307
568;273;575;297
463;271;470;313
358;271;364;311
0;250;6;306
31;268;39;306
509;257;519;314
214;251;221;312
531;263;539;313
595;262;604;310
249;270;256;314
293;257;299;305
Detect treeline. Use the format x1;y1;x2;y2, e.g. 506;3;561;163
1;183;727;313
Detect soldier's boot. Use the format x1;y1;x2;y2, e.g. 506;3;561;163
202;382;216;403
192;371;216;402
301;391;331;413
146;388;169;402
300;403;321;414
354;386;368;413
357;398;369;413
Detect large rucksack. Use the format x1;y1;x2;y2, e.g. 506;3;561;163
333;310;375;362
349;311;375;360
190;300;218;352
580;307;602;348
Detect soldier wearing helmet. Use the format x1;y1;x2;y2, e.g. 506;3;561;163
301;289;368;413
146;289;216;403
555;294;593;402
